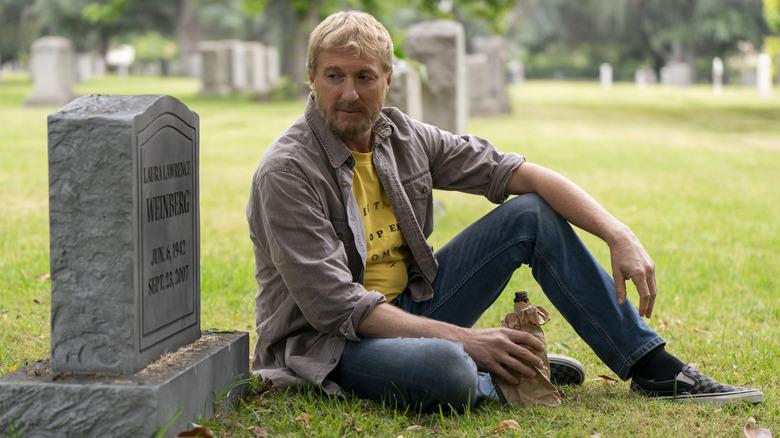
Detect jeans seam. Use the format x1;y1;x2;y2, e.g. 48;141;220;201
534;249;663;380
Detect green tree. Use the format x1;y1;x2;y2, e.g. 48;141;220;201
0;0;41;63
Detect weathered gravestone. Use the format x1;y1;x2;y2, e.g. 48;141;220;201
225;40;249;92
404;20;468;135
0;94;248;437
25;36;76;106
246;42;269;93
385;60;423;121
470;36;511;117
198;41;231;96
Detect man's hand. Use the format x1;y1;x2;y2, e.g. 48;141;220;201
506;162;659;319
458;327;546;385
358;304;545;384
608;232;657;318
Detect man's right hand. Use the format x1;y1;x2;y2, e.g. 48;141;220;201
358;303;546;384
457;327;546;384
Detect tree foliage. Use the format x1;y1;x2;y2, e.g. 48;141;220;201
511;0;770;79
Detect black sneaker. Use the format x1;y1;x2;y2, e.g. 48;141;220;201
548;354;585;386
630;365;764;405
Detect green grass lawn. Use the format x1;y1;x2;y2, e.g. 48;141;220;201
1;72;778;436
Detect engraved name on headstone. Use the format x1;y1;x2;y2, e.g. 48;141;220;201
137;107;199;351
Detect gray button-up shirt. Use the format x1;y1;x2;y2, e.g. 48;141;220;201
247;94;525;392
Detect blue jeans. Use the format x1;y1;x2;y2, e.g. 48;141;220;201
338;194;664;411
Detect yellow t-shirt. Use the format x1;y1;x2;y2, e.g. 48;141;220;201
350;150;410;302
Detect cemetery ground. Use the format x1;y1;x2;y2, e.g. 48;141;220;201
0;71;778;437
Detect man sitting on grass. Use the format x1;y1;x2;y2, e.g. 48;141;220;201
246;10;764;411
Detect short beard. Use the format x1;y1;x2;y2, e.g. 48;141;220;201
313;89;383;140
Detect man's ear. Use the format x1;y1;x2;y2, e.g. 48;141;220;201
308;69;315;86
386;68;393;87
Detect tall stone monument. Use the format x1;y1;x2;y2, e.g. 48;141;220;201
0;95;248;437
404;20;468;135
25;36;76;106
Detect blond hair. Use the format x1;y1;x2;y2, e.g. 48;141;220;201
307;11;394;77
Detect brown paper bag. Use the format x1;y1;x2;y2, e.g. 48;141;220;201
491;297;562;407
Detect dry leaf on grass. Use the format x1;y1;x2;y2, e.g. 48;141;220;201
176;426;213;437
295;412;312;426
744;417;773;438
493;419;522;432
597;375;619;383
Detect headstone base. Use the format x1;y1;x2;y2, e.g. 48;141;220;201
0;331;249;437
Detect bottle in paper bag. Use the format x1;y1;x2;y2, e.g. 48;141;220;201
491;291;562;406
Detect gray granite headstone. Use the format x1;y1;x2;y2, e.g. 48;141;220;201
404;20;468;134
0;94;249;437
48;94;201;375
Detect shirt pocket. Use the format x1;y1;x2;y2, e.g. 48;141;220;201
401;170;433;201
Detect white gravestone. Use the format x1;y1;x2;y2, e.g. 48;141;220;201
757;53;773;98
600;63;613;89
246;42;269;93
25;37;76;106
713;57;724;96
198;41;231;96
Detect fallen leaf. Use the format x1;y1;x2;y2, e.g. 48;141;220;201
655;320;669;331
9;364;18;373
597;375;619;383
176;426;213;437
33;298;41;304
493;419;522;432
249;426;269;438
692;327;709;334
295;412;312;426
405;425;423;431
744;417;773;438
36;273;50;282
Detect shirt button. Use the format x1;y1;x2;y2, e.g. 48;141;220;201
341;180;348;187
329;358;337;364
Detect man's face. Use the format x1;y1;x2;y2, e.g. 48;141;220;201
310;50;391;142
